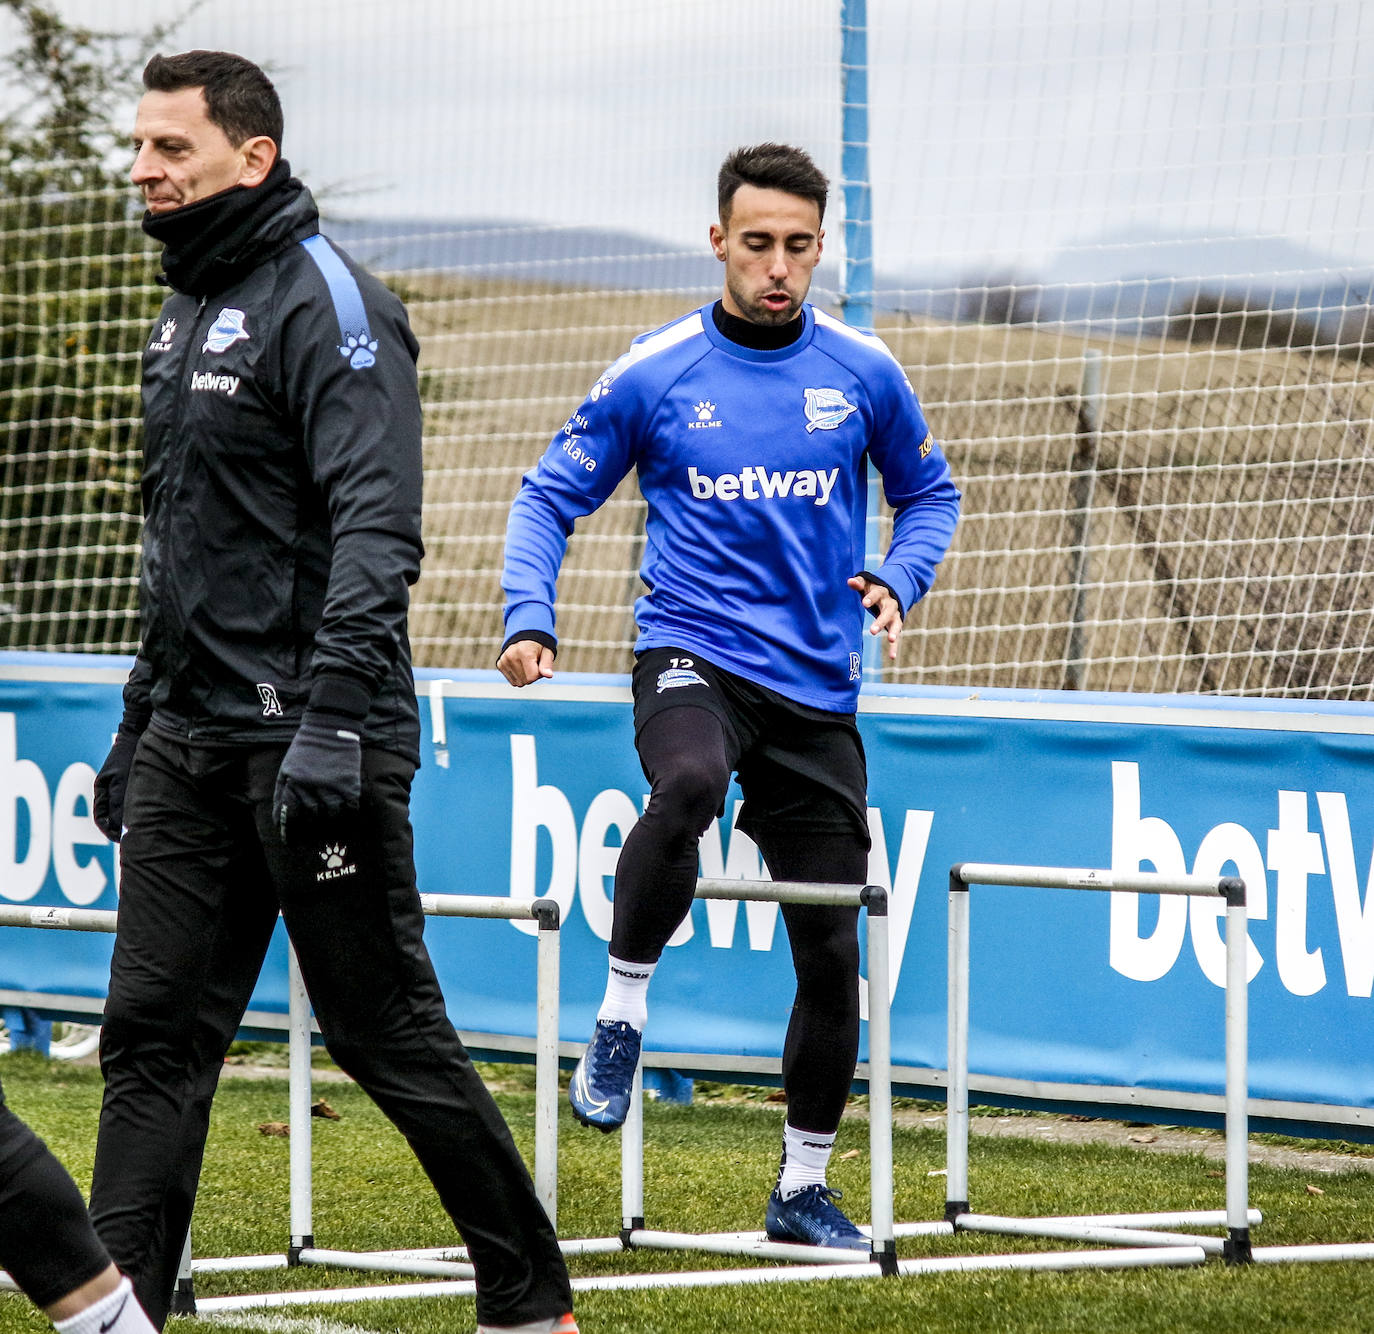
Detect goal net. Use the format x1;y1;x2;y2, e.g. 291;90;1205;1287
3;0;1371;698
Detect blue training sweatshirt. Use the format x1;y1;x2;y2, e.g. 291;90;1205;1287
501;302;961;711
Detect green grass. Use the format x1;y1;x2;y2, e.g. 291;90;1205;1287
3;1051;1374;1332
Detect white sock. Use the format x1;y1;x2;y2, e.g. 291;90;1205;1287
596;955;656;1030
54;1277;156;1334
776;1122;837;1199
476;1317;571;1334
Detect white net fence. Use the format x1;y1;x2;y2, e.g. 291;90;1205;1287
3;0;1372;696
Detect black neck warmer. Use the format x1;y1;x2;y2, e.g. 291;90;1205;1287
711;298;805;350
142;157;305;296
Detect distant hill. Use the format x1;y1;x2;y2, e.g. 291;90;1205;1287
323;215;1373;338
325;216;742;293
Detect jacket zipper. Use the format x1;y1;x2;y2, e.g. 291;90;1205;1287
155;295;208;736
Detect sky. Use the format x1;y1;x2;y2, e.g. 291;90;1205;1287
9;0;1373;283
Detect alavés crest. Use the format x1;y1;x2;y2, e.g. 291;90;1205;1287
203;308;249;355
803;387;858;432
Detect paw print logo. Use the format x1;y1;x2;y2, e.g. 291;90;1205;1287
321;843;348;869
694;401;715;421
589;372;613;402
339;331;379;370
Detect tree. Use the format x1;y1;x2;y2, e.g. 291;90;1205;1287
0;2;176;651
955;269;1044;325
1165;288;1326;356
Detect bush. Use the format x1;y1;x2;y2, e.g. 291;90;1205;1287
0;1;168;651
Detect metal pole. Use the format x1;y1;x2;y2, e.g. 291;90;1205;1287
953;863;1225;897
188;1244;1207;1315
861;887;896;1273
945;870;971;1220
621;1063;645;1243
287;941;314;1261
534;900;561;1227
1065;349;1103;690
169;1229;196;1315
0;904;116;932
840;0;873;332
628;1231;873;1264
841;0;885;684
1224;884;1252;1263
957;1213;1224;1253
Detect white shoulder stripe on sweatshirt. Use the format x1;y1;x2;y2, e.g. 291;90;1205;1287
602;311;705;388
812;307;914;387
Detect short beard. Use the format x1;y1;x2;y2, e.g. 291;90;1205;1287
726;278;801;327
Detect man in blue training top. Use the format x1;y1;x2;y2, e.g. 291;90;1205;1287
499;143;960;1249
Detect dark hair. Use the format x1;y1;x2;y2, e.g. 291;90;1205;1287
717;143;828;226
142;51;283;149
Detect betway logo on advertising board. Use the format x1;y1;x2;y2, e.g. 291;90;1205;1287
1109;760;1374;996
505;735;929;1005
501;736;1374;1001
6;712;1374;1004
0;714;111;906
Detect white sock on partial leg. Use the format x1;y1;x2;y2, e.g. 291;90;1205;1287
596;955;656;1030
53;1277;156;1334
776;1122;837;1200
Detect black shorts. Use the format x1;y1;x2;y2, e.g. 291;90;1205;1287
631;646;870;846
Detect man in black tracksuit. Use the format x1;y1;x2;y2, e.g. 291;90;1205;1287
90;51;575;1334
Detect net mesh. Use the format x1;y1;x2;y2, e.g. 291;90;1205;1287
3;0;1371;697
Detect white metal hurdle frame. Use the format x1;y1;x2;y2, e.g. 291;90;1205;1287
9;868;1374;1315
946;862;1254;1265
584;872;1216;1290
0;895;569;1310
206;891;571;1300
0;895;1212;1313
617;876;919;1275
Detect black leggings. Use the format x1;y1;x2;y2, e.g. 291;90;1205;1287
612;707;865;1133
0;1090;111;1309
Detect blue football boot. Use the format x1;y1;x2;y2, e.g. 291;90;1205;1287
568;1019;642;1132
765;1184;870;1250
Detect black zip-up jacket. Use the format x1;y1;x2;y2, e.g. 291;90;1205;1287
123;180;423;761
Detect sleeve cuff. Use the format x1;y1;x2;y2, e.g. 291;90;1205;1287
307;672;373;721
119;705;152;736
854;570;906;621
500;629;558;662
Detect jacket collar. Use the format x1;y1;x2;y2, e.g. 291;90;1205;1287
143;158;320;297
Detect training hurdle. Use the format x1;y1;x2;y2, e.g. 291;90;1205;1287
0;881;1244;1314
190;890;590;1308
605;874;1220;1287
195;873;1198;1313
252;877;919;1295
616;877;928;1275
0;895;590;1313
941;862;1374;1270
7;863;1374;1317
946;862;1254;1265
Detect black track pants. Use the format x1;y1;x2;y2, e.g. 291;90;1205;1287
90;729;571;1329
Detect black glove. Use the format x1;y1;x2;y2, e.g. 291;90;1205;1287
273;709;363;845
93;716;148;843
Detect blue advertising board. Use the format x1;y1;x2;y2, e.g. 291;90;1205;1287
3;650;1373;1137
